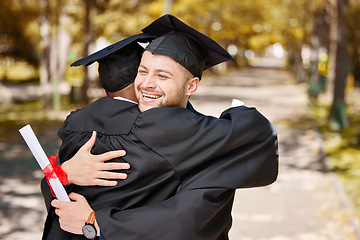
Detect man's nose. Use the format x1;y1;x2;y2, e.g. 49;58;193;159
142;75;156;88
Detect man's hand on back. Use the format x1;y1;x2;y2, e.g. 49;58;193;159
62;131;130;186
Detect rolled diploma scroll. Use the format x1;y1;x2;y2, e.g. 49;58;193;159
19;124;70;202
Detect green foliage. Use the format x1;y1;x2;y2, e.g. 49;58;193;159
1;0;359;68
172;0;266;49
310;101;360;217
2;0;357;67
0;61;39;82
167;0;327;55
0;95;85;124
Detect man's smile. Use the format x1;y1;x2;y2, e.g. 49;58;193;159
141;91;162;101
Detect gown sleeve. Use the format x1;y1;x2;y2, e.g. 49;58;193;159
133;105;278;188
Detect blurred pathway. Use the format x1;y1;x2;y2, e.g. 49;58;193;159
0;61;359;239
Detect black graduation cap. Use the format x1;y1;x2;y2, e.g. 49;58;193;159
71;33;155;92
141;14;234;79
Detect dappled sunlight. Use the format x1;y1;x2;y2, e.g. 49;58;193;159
0;178;46;239
1;178;44;208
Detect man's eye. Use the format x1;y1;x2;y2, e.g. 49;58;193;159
158;74;169;79
138;70;147;75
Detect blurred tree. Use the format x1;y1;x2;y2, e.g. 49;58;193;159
275;0;311;81
91;0;159;40
172;0;262;47
307;1;331;99
328;0;349;130
70;0;159;103
163;0;174;14
38;0;72;112
80;0;95;104
39;0;51;109
348;0;360;84
0;0;40;66
171;0;269;67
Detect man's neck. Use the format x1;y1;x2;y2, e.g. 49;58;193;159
105;83;138;103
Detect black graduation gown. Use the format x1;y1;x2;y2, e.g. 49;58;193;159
41;97;278;240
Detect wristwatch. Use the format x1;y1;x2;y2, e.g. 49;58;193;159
82;211;97;240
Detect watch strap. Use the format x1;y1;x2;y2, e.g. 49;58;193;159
86;211;96;225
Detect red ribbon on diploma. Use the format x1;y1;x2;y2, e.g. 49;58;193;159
43;155;68;198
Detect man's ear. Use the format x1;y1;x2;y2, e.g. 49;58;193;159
186;77;199;97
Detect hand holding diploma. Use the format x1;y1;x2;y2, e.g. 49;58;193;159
19;124;70;202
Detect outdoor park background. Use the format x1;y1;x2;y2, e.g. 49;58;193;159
1;0;360;239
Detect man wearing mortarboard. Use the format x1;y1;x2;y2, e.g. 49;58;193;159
71;33;155;103
45;14;278;240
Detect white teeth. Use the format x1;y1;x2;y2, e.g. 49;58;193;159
143;93;160;99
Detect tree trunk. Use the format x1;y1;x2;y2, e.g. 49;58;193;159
52;12;72;113
80;0;95;104
58;14;72;86
329;0;349;130
308;7;331;99
39;0;52;111
163;0;174;14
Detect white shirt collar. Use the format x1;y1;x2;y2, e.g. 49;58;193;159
113;96;138;104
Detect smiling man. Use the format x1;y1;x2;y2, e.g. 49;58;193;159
135;50;197;112
48;14;278;240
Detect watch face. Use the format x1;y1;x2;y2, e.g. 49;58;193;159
82;224;97;239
